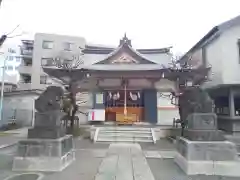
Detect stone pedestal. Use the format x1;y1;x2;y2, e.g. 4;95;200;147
175;113;240;176
28;111;66;139
175;137;240;176
12;86;75;172
13;135;75;172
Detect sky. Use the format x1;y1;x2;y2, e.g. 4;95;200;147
1;0;240;54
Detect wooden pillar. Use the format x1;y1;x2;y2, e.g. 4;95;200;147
229;88;235;118
144;89;157;123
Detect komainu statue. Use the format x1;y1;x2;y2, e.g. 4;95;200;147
28;86;66;139
178;87;214;122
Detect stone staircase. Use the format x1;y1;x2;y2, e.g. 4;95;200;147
94;126;156;143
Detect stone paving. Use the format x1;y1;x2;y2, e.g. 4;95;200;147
0;138;239;180
95;143;155;180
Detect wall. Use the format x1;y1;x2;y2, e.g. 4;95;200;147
202;36;224;88
32;33;86;89
157;92;179;125
1;93;39;127
218;26;240;84
76;92;93;124
200;25;240;88
155;79;177;91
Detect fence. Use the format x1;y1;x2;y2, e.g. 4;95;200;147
0;108;34;128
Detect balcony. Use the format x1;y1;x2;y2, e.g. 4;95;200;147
16;83;32;90
21;49;33;58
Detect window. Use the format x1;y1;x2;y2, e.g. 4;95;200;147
40;75;48;84
6;66;14;71
7;56;14;61
63;42;73;51
214;96;229;116
8;48;16;54
41;58;54;66
42;40;54;49
4;87;12;92
20;73;31;83
16;57;21;63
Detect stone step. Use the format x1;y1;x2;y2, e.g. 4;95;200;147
98;133;153;138
97;137;153;143
95;126;155;143
99;127;152;131
99;130;152;134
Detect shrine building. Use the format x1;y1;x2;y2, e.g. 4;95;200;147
79;35;179;125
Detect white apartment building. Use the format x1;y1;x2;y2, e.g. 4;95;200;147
18;33;86;90
0;43;21;92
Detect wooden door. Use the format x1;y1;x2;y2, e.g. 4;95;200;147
105;107;143;124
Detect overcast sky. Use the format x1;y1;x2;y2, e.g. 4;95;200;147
1;0;240;54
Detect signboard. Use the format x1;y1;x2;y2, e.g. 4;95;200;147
88;109;105;121
96;93;104;104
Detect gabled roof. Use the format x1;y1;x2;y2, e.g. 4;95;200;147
94;34;157;64
180;14;240;63
83;45;171;55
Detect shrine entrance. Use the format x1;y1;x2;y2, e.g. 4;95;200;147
105;89;144;124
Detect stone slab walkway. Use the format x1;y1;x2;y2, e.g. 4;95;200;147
95;143;155;180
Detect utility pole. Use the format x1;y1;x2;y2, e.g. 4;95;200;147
0;35;7;121
0;55;6;121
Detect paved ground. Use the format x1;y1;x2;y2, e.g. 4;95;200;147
140;138;175;151
148;159;240;180
75;139;110;150
0;137;239;180
95;143;155;180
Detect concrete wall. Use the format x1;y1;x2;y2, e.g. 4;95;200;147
219;26;240;84
157;92;179;125
32;33;86;89
2;94;39;127
202;37;224;88
201;25;240;88
76;92;93;124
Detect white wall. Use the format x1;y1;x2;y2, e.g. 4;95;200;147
155;79;177;91
202;37;224;88
218;26;240;84
3;94;39;126
201;25;240;88
157;92;179;125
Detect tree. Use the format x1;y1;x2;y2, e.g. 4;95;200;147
43;49;87;133
167;54;211;133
